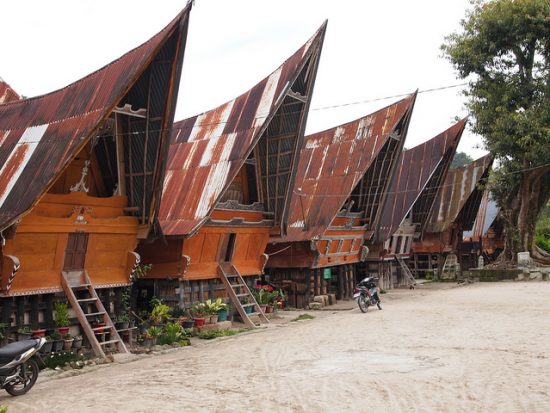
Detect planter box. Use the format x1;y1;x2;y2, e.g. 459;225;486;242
195;321;232;333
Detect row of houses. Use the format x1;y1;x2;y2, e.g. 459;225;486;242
0;4;502;354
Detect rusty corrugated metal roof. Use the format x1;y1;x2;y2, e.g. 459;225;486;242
427;154;493;233
280;95;416;242
377;119;466;241
0;78;20;104
158;23;327;236
463;190;500;239
0;4;191;232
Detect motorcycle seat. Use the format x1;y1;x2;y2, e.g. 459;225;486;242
0;340;38;360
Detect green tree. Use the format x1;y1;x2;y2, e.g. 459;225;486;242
450;151;474;169
442;0;550;262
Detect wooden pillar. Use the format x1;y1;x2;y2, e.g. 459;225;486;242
337;266;344;300
1;298;13;340
30;296;39;329
305;269;311;304
178;280;185;309
113;288;123;317
44;295;54;327
348;265;354;298
16;296;24;327
313;269;319;296
208;279;215;300
198;280;205;302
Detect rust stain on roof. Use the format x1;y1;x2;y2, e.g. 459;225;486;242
159;23;327;236
0;78;20;104
377;119;466;241
0;4;192;231
427;154;493;233
280;95;416;242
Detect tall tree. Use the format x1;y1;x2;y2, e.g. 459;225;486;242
450;151;474;169
442;0;550;262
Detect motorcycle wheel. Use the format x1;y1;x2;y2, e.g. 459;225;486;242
5;358;39;396
358;294;369;313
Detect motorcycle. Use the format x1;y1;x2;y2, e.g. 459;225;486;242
353;276;382;313
0;337;45;396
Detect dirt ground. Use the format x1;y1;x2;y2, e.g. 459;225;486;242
3;282;550;412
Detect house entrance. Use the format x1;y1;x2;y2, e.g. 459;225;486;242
63;232;89;271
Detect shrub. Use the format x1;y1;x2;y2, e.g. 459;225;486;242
291;314;315;322
54;301;70;327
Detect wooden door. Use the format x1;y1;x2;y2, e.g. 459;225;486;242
63;232;89;271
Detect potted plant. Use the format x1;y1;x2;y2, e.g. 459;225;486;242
63;333;74;350
150;302;170;325
17;326;33;341
240;296;253;314
40;336;54;354
72;335;83;350
115;313;130;330
54;301;70;335
32;328;47;338
215;299;230;322
146;326;161;346
191;303;207;326
50;330;64;352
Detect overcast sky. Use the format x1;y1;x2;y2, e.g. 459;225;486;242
0;0;486;158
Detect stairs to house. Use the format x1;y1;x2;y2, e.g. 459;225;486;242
441;253;460;279
217;263;269;328
61;271;128;358
395;256;417;288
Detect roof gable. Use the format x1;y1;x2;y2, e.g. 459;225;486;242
159;23;327;236
0;4;192;231
377;119;466;241
282;94;416;242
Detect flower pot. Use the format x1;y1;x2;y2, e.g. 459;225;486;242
129;320;136;329
244;305;253;314
142;337;153;347
32;329;47;338
183;319;195;329
265;305;273;314
40;340;53;354
58;327;70;336
210;314;219;324
63;339;74;350
217;309;228;322
17;332;32;341
52;339;64;352
278;301;285;309
259;304;268;313
194;317;206;327
72;338;83;349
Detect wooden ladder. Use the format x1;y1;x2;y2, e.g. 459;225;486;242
395;256;417;288
61;271;128;358
217;263;269;328
441;253;459;279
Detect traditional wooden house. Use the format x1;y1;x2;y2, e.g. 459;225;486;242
362;119;466;289
135;23;327;325
462;191;504;264
410;154;493;277
264;95;416;307
0;78;20;104
0;5;191;355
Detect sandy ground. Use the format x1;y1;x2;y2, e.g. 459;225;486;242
3;282;550;413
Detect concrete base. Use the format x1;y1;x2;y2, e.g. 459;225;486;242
195;321;232;333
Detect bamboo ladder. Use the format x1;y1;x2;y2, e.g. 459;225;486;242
217;263;269;328
61;271;128;358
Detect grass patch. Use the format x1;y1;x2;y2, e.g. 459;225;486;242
197;328;250;340
291;314;315;322
40;350;89;370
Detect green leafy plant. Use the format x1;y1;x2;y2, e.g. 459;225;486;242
197;328;250;340
17;326;32;334
40;350;88;370
204;298;228;314
150;303;170;325
168;306;186;319
50;331;62;340
157;322;186;345
0;404;7;413
54;301;70;327
146;326;162;338
133;263;152;280
291;314;315;322
190;302;208;318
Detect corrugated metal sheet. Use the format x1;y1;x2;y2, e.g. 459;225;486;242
280;95;416;242
158;23;327;236
377;119;466;241
427;154;493;233
0;78;20;104
0;5;191;232
463;191;500;239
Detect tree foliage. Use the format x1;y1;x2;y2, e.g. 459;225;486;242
450;151;474;169
442;0;550;260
